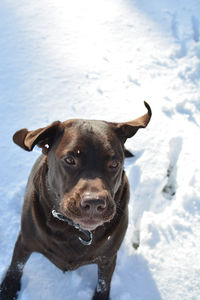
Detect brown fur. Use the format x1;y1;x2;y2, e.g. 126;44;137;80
0;102;151;300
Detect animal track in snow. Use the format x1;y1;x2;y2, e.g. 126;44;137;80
171;14;200;59
162;137;182;200
191;16;200;42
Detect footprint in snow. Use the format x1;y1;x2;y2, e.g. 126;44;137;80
171;14;200;59
191;16;200;43
162;137;182;200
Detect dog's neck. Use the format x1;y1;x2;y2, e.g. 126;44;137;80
51;210;93;246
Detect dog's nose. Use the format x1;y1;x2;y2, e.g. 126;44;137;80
80;195;107;214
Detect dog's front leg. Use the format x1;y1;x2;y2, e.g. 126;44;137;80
92;255;117;300
0;233;31;300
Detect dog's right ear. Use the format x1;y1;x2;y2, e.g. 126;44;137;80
13;121;63;154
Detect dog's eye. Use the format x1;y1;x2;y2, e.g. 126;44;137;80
109;160;119;169
64;156;76;165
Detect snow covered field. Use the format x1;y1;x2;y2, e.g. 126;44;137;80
0;0;200;299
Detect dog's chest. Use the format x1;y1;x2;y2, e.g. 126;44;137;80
41;233;104;271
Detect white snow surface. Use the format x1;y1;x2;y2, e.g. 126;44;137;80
0;0;200;299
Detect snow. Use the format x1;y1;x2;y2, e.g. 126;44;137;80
0;0;200;299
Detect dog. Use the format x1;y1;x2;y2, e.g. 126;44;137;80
0;102;151;300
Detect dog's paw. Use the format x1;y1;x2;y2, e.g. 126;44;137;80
0;275;21;300
92;290;110;300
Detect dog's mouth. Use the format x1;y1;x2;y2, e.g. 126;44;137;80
53;209;108;231
73;217;104;231
64;208;115;231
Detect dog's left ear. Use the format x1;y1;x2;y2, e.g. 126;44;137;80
115;101;152;142
13;121;63;154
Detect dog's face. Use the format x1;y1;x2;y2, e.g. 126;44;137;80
48;119;124;230
13;102;151;231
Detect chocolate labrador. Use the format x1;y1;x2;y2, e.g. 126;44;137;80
0;102;151;300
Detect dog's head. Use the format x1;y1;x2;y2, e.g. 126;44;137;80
13;102;151;231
